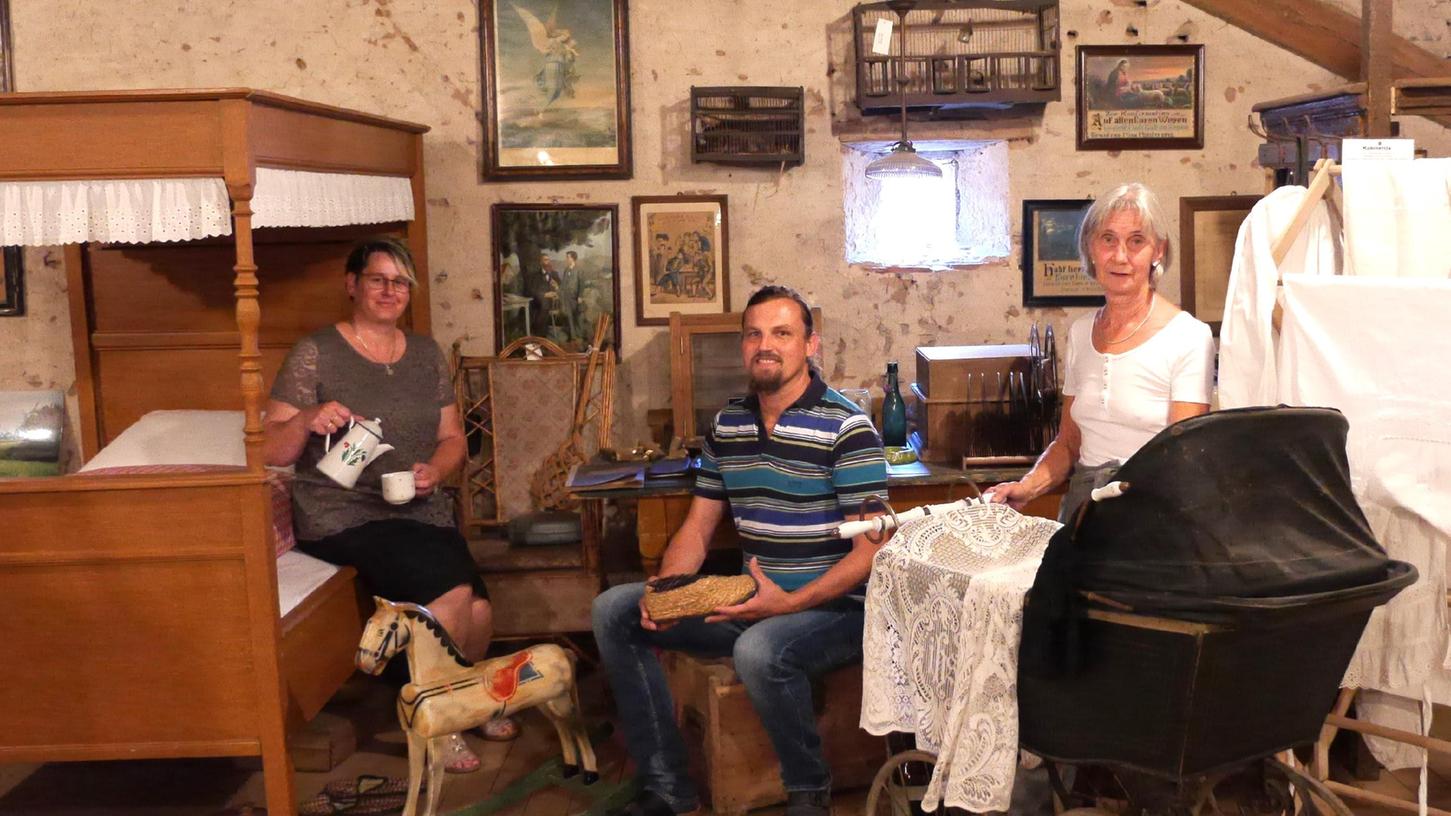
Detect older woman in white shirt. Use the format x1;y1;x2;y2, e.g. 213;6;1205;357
991;183;1215;522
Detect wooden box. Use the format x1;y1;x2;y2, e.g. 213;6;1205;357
909;382;970;464
915;344;1032;400
663;653;883;816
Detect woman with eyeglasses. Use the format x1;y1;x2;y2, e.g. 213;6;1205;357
262;237;517;771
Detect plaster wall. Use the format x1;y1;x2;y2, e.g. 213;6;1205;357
3;0;1448;452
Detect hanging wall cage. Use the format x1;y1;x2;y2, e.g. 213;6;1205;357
853;0;1060;112
690;86;805;165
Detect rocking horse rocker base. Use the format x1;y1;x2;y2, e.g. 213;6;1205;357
357;597;600;816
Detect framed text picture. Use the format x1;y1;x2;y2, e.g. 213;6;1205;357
631;195;729;326
492;203;621;353
1022;199;1101;308
1180;195;1258;334
1076;44;1204;151
480;0;632;181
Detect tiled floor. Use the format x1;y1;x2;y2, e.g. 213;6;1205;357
2;675;1450;816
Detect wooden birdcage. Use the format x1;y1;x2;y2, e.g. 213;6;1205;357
691;86;805;165
853;0;1060;112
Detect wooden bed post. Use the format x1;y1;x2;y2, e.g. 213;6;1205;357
223;99;265;472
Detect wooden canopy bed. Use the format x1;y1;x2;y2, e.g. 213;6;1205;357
0;89;431;816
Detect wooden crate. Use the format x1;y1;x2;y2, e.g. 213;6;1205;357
663;653;883;816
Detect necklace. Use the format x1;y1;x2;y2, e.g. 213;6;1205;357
1096;296;1157;346
350;323;398;375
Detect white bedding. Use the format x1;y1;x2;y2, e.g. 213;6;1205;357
79;409;335;618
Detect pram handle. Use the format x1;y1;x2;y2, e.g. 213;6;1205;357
835;497;986;539
1090;480;1130;502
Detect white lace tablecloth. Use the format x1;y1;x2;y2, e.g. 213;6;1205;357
861;503;1061;813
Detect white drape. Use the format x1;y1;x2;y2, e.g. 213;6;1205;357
0;169;414;246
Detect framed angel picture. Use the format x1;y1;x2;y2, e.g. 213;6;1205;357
480;0;632;181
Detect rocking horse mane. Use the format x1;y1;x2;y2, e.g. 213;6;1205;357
391;602;472;669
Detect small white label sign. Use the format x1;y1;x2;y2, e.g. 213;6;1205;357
1343;138;1414;161
872;18;894;56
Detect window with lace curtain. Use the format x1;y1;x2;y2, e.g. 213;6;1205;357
842;140;1011;270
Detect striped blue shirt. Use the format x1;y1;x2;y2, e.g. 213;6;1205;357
694;373;889;592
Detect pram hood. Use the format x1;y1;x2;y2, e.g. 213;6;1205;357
1024;407;1414;655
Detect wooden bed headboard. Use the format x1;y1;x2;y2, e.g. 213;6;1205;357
69;223;421;456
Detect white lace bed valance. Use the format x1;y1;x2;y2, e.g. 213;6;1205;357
0;169;414;246
251;168;414;229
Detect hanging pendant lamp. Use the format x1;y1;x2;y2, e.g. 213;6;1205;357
865;0;942;181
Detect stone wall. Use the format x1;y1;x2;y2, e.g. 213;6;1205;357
4;0;1447;455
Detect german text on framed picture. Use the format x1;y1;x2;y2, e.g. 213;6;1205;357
492;204;620;353
1076;44;1204;151
480;0;632;181
631;195;729;326
1022;199;1101;308
1180;195;1258;334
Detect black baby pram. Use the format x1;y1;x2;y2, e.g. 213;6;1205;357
1016;407;1416;814
867;407;1415;816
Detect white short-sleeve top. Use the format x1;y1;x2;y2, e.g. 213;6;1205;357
1063;310;1215;467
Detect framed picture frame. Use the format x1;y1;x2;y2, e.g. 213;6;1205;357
631;195;730;327
1180;195;1258;334
1021;199;1101;308
492;203;620;353
479;0;632;181
0;248;21;317
1076;44;1204;151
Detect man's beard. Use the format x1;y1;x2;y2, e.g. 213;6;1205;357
748;355;786;394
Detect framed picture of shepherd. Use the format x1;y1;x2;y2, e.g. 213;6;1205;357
479;0;632;181
631;195;730;326
1076;44;1204;151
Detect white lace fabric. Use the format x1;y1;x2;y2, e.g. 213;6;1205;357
252;168;414;229
0;177;232;245
862;503;1060;812
0;169;414;246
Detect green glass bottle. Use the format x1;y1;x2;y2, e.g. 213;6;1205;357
881;361;907;447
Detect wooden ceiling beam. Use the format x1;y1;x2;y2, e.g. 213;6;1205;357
1180;0;1447;82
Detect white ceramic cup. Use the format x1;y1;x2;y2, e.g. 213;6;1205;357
381;470;416;505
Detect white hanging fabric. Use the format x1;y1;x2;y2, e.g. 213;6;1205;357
1277;273;1451;771
252;168;414;229
0;169;415;247
1341;159;1451;280
1216;185;1340;409
861;503;1060;812
0;177;232;246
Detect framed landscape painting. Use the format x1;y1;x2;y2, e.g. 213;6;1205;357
631;195;729;326
1076;44;1204;151
1021;199;1102;308
480;0;632;181
492;203;620;353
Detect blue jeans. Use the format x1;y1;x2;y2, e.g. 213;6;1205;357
591;582;865;812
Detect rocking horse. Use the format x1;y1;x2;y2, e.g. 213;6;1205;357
356;597;599;816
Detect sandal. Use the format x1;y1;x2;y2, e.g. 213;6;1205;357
480;716;521;742
441;732;482;774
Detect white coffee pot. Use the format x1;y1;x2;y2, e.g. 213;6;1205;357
317;416;395;489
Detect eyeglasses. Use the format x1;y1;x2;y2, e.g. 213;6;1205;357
359;273;414;294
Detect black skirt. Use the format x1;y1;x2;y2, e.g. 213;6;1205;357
299;518;487;604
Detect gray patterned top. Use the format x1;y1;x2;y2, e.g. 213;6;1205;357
270;325;454;540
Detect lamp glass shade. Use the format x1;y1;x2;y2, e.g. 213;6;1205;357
865;143;943;180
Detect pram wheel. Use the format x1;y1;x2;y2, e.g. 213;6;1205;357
1251;757;1352;816
865;750;936;816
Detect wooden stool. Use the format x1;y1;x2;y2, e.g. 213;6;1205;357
662;652;884;816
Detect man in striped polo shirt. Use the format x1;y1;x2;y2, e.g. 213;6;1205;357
593;286;889;816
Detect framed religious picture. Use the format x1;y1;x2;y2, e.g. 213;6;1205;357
1180;194;1258;334
1076;44;1204;151
1021;199;1102;308
492;203;620;353
631;195;730;326
479;0;632;181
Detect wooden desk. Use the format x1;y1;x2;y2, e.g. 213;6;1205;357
580;460;1061;576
